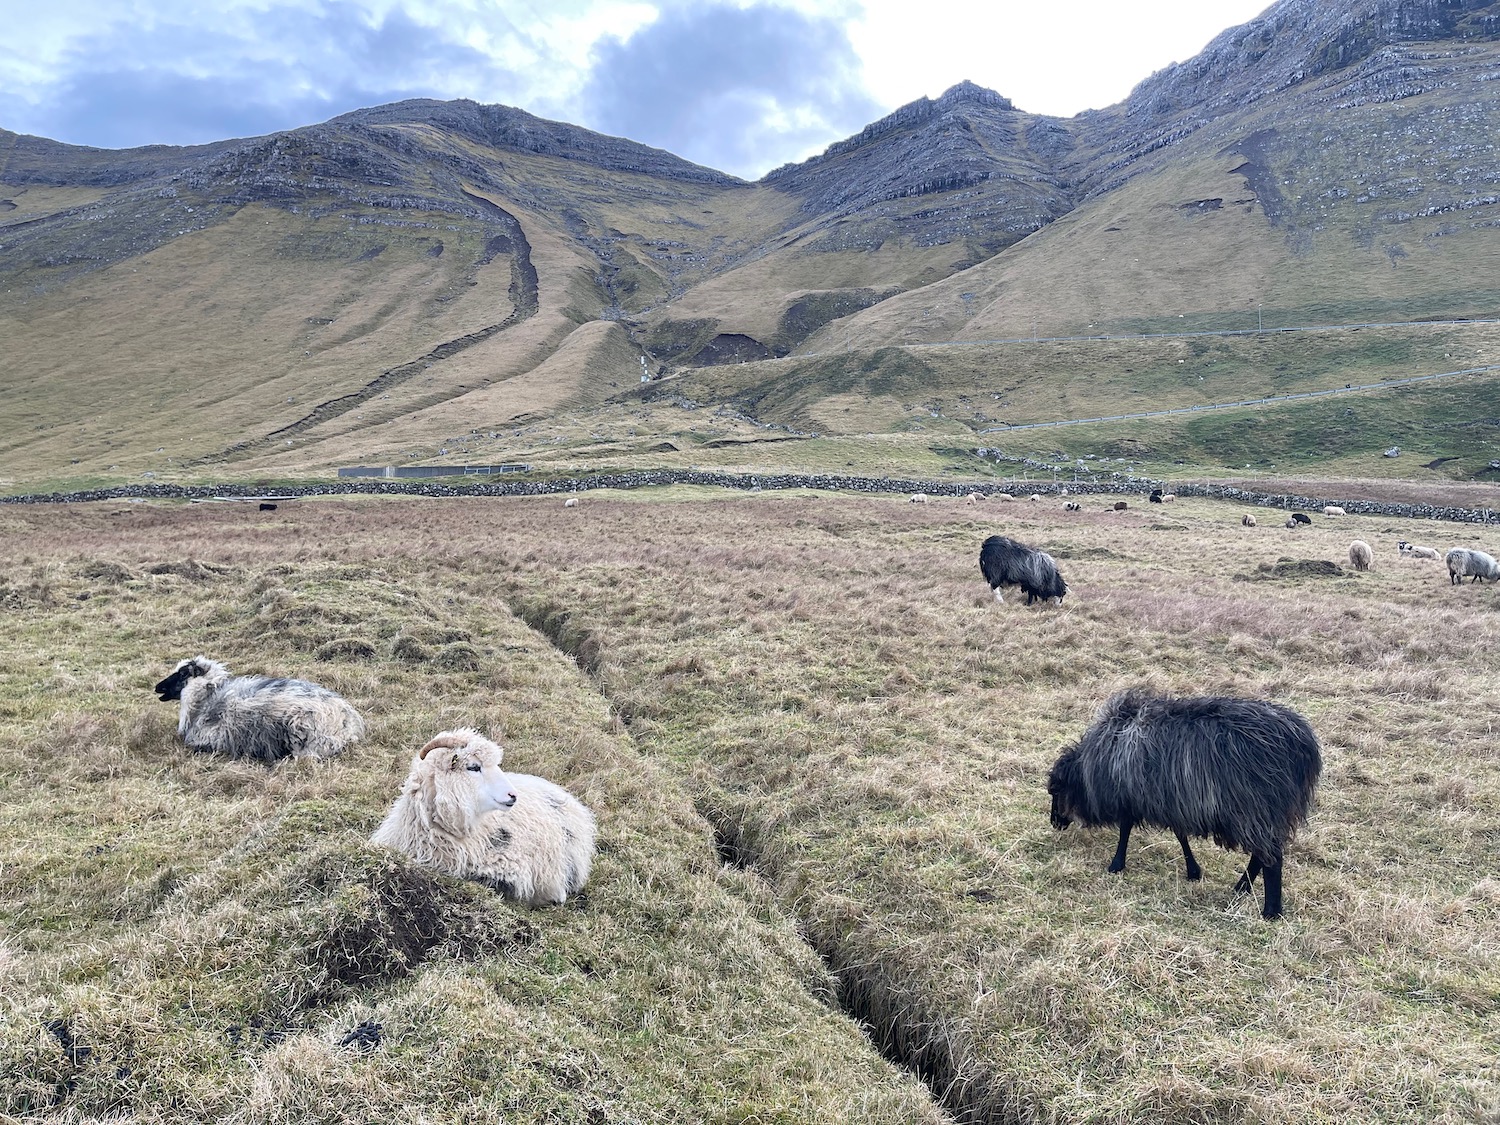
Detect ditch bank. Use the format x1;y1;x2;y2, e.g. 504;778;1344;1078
4;470;1496;525
512;594;1022;1125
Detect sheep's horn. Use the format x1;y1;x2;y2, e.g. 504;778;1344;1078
418;733;471;759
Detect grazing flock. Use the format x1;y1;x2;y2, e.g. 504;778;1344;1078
138;488;1493;926
962;489;1494;918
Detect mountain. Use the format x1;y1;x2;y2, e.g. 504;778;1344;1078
4;0;1500;487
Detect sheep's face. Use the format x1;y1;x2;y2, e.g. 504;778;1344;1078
153;656;214;702
462;744;519;816
418;730;518;825
1047;751;1080;830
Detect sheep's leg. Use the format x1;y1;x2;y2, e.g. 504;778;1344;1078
992;587;1004;604
1259;862;1284;919
1175;832;1202;881
1233;856;1263;895
1108;820;1133;873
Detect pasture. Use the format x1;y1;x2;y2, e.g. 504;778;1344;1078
0;489;1496;1123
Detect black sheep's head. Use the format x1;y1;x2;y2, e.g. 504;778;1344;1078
153;656;213;702
1046;749;1080;830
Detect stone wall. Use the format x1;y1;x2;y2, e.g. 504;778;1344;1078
4;471;1497;525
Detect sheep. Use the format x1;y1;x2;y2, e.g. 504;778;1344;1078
1029;493;1043;502
1064;502;1082;512
1290;513;1312;525
992;493;1014;502
909;493;929;504
1398;540;1440;561
966;492;984;504
979;534;1067;606
1113;501;1128;511
370;729;595;907
1242;513;1258;527
152;656;364;762
1047;689;1322;919
1348;540;1373;572
564;497;579;508
1323;506;1346;517
1446;547;1500;585
1284;517;1298;528
1161;493;1176;503
1149;489;1163;503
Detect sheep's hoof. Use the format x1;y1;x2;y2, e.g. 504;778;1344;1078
1232;874;1253;895
1107;860;1126;874
1185;867;1202;882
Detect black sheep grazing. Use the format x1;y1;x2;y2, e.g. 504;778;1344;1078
1047;689;1322;919
978;535;1067;606
1290;512;1312;525
1149;489;1163;503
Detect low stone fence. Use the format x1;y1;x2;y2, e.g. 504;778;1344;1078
2;470;1496;525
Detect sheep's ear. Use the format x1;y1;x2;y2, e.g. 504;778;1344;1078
418;733;470;760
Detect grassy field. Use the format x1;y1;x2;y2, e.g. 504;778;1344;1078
1;489;1496;1122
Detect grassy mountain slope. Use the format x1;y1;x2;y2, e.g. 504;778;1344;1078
4;2;1500;489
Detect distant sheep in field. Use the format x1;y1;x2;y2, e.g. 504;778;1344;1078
564;497;579;508
152;656;364;762
1047;689;1322;919
993;493;1014;502
1064;502;1081;512
1446;547;1500;585
1149;489;1163;503
1161;493;1176;503
1398;540;1440;561
967;492;984;504
909;493;929;504
1348;540;1372;571
1284;517;1298;528
1323;506;1346;517
1290;513;1312;525
979;534;1067;606
1242;513;1257;527
1030;493;1043;502
371;729;595;907
1113;501;1128;511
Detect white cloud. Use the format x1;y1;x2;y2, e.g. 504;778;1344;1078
0;0;1279;175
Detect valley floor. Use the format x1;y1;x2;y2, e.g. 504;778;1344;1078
1;488;1496;1122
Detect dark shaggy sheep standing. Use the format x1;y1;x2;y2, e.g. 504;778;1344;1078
979;535;1067;605
1047;689;1322;919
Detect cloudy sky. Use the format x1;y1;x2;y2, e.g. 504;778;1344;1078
2;0;1272;179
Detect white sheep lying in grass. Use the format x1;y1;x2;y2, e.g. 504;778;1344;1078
370;728;595;907
1348;540;1373;571
152;656;364;761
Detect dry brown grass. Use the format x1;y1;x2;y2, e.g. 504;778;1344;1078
0;490;1496;1122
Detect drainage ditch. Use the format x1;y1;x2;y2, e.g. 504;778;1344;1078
510;593;1027;1125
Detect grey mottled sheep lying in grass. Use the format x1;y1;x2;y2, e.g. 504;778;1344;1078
152;656;365;761
371;729;596;907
